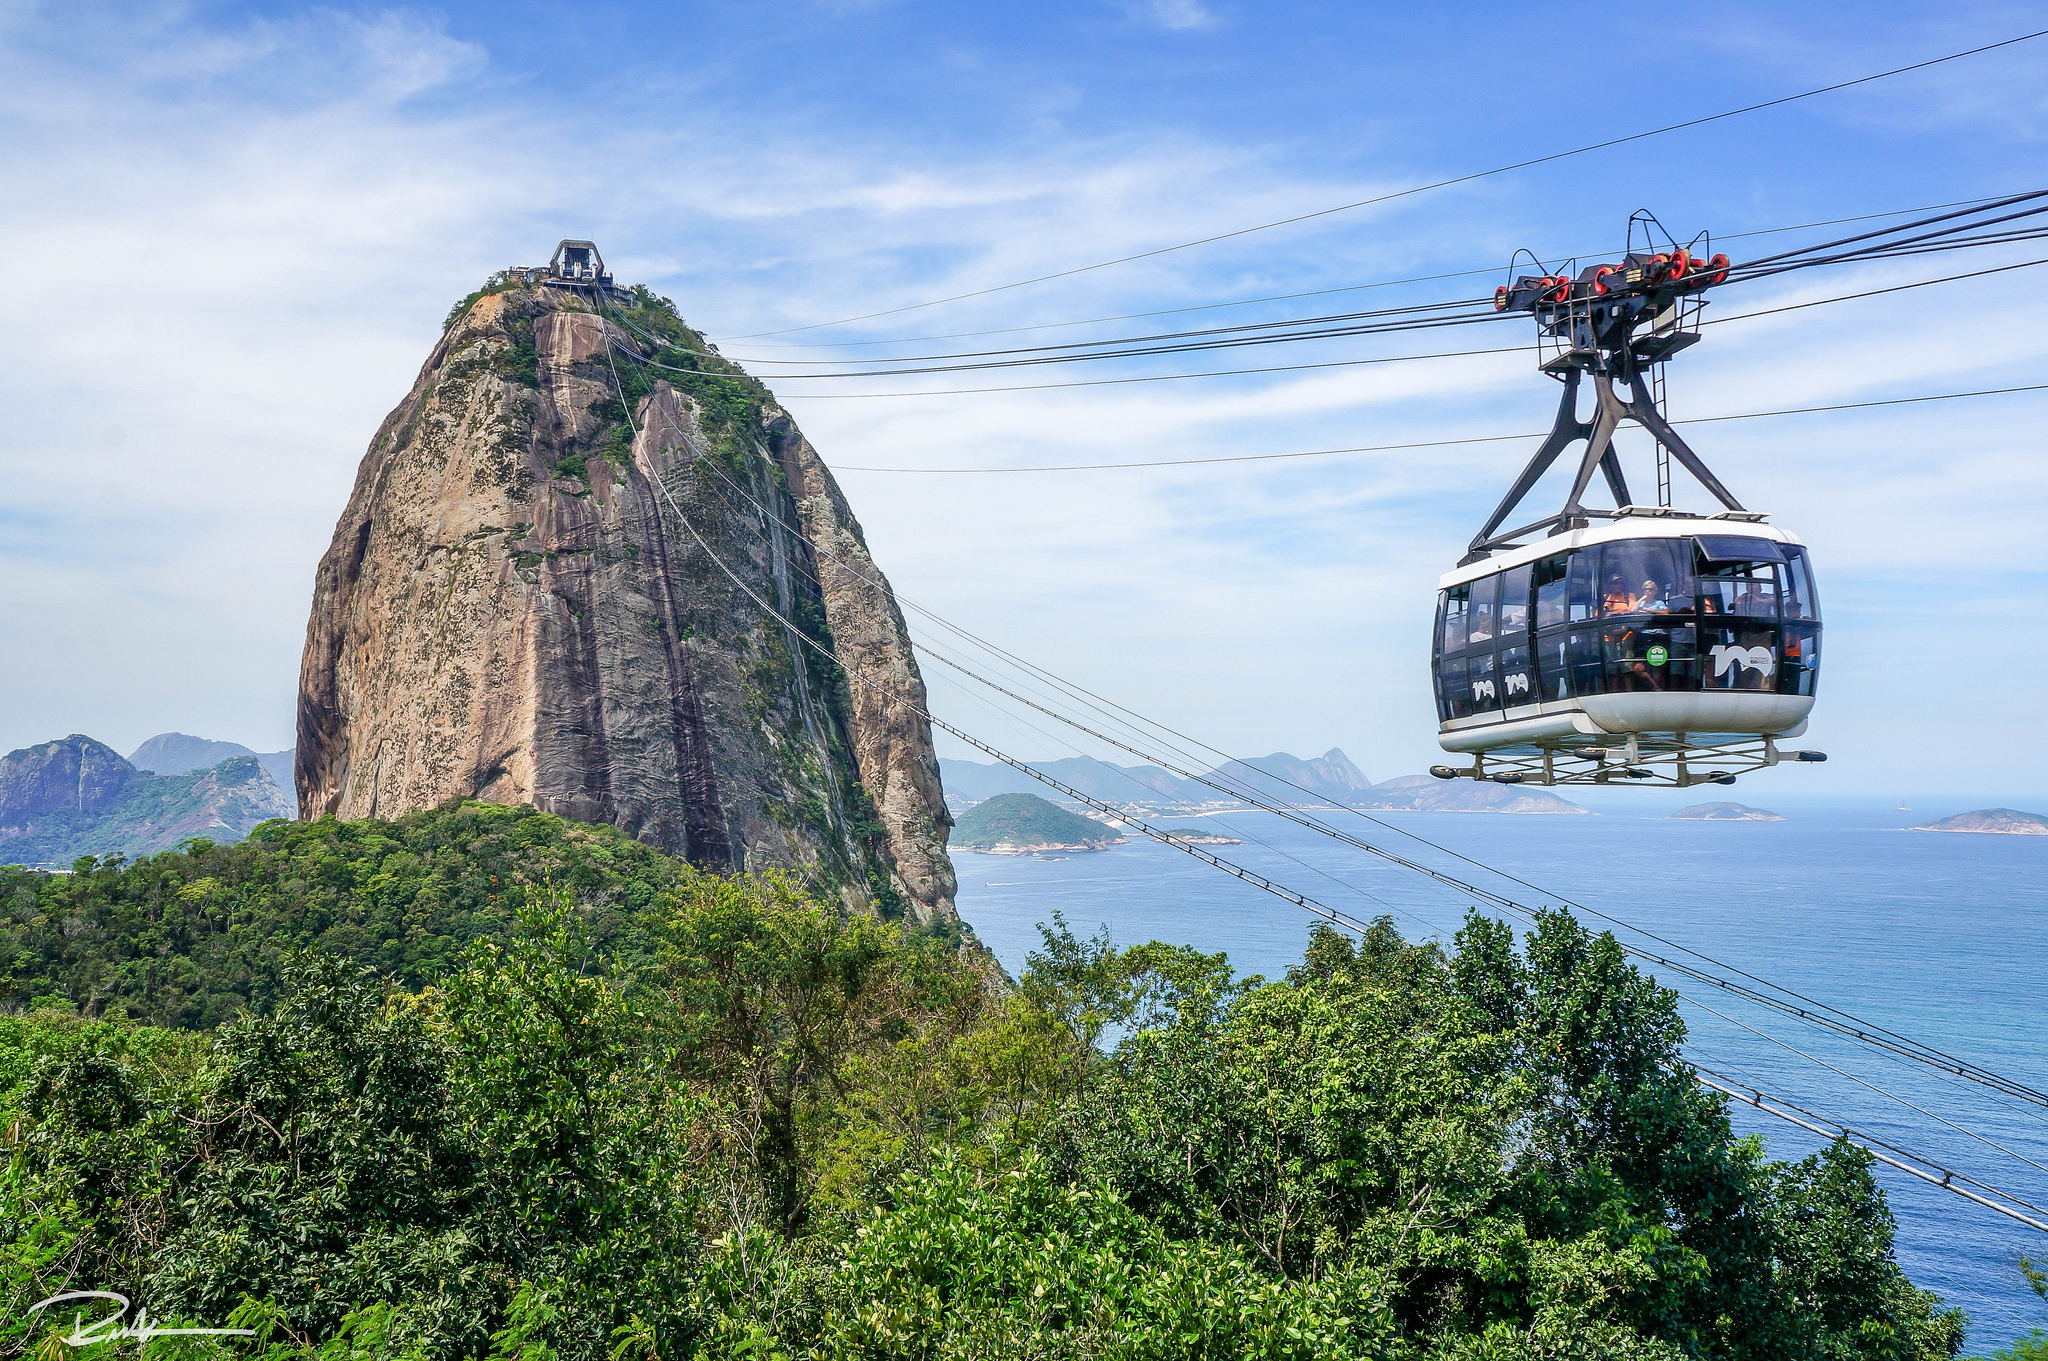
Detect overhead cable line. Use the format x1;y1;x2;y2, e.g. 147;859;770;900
730;195;2015;351
1681;992;2048;1183
601;304;2048;1234
769;252;2048;397
721;27;2048;339
923;635;2048;1111
598;292;2048;1121
1730;190;2048;273
724;194;2048;369
616;296;2042;1108
1692;1066;2048;1234
724;294;1497;367
706;208;2048;377
614;236;2048;397
907;639;2048;1113
826;382;2048;473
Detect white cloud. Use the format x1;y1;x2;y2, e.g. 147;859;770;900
1126;0;1220;31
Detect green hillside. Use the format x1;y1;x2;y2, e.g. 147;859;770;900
0;800;684;1029
0;802;1962;1359
951;792;1123;850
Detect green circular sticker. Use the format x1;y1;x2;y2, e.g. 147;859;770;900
1646;645;1670;666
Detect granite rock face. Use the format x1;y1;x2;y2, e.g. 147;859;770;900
0;735;134;829
296;280;957;926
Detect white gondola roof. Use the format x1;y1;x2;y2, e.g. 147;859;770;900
1437;511;1804;591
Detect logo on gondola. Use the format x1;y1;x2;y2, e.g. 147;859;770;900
1709;644;1774;679
1471;679;1497;701
1505;672;1530;696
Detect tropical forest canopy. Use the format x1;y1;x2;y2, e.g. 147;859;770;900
0;801;1992;1359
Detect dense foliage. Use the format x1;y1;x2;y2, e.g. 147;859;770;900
0;803;684;1029
0;803;1968;1359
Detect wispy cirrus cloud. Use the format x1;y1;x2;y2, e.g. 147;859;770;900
1125;0;1221;31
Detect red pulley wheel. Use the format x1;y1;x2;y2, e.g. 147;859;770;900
1494;284;1510;311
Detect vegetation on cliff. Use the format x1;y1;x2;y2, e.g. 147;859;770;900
951;792;1123;851
0;802;1966;1359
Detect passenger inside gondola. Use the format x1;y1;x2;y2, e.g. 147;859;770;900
1603;573;1634;614
1469;592;1495;644
1606;625;1662;692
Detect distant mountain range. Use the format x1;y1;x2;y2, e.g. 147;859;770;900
130;732;295;794
938;749;1587;816
1;734;295;867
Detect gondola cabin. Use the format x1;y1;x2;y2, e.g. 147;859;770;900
1433;515;1823;785
1436;217;1828;786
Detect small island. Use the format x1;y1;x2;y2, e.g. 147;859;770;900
1910;808;2048;836
951;792;1125;853
1152;826;1244;845
1670;802;1784;822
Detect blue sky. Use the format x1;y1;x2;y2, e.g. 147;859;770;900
2;0;2045;803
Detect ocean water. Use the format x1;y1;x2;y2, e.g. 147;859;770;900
954;802;2048;1351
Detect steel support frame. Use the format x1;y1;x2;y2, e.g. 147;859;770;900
1461;348;1746;566
1457;732;1784;788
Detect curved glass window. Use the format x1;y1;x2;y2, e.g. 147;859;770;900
1467;651;1502;715
1605;622;1696;692
1499;563;1533;638
1568;551;1598;622
1780;623;1821;696
1468;574;1499;646
1601;539;1693;617
1702;623;1779;691
1782;546;1820;622
1437;654;1468;720
1535;628;1571;702
1568;628;1604;696
1438;585;1468;653
1698;558;1779;619
1534;554;1571;628
1697;534;1784;564
1499;642;1533;706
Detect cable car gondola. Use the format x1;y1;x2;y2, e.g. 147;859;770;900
1430;218;1826;788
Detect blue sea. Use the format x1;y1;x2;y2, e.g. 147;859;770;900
954;801;2048;1352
